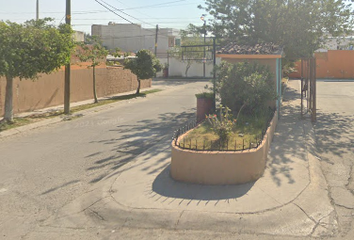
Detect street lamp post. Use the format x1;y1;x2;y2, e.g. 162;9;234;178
201;15;206;78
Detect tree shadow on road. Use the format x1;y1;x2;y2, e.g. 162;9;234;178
86;110;196;184
314;111;354;164
86;79;312;196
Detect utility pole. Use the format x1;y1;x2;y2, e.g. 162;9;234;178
201;15;206;78
213;37;216;110
64;0;71;114
154;24;159;56
36;0;39;20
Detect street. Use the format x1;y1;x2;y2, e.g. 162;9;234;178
1;79;354;240
0;80;205;239
314;79;354;239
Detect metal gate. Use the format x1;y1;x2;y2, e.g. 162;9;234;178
300;57;317;122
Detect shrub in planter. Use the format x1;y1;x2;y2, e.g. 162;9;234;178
215;61;276;115
207;105;235;146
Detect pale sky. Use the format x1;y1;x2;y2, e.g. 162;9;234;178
0;0;206;33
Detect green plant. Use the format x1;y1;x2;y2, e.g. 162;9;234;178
216;61;276;115
124;49;162;94
195;92;214;99
76;37;108;103
199;0;353;60
0;18;74;122
207;105;235;145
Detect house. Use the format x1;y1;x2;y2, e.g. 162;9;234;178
317;34;354;52
216;42;284;115
73;31;85;42
91;23;180;58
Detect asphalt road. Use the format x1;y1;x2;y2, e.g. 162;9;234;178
314;79;354;239
1;79;354;240
0;80;206;239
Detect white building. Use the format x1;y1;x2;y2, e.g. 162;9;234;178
91;23;217;78
317;35;354;52
91;23;180;58
73;31;85;42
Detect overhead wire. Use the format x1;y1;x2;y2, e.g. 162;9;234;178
98;0;156;27
93;0;176;39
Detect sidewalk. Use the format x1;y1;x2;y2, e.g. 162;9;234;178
41;79;337;239
0;79;186;138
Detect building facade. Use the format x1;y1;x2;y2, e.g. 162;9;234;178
91;23;180;58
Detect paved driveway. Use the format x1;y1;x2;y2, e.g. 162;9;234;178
314;79;354;238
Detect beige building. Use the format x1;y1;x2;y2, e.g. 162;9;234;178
91;23;180;58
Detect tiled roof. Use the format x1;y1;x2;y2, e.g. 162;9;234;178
217;42;282;55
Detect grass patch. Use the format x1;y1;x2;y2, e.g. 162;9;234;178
180;109;273;151
0;118;32;132
0;89;162;133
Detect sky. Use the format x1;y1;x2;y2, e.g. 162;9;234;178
0;0;207;33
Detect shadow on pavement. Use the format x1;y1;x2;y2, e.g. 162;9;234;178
266;80;308;186
152;165;255;201
86;79;310;191
86;110;195;184
315;111;354;163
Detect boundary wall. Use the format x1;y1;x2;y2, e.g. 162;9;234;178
288;50;354;79
0;65;151;116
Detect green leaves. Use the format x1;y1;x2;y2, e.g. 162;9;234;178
0;19;74;79
201;0;354;60
216;61;276;114
124;49;162;80
207;105;235;145
76;36;108;68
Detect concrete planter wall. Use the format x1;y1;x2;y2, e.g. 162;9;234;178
171;111;278;185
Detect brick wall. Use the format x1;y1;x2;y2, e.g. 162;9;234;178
0;65;151;116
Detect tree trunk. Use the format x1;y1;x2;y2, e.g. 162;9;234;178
4;76;14;123
185;61;192;77
93;66;98;103
136;78;141;94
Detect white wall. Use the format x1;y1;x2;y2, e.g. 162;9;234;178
91;24;179;55
168;57;221;78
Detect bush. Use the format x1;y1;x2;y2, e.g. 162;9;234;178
216;61;276;115
195;92;214;99
207;105;235;146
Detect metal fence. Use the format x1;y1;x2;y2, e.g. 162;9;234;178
172;110;275;152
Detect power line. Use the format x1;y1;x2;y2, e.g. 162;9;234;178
0;1;202;15
93;0;174;39
94;0;135;25
99;0;155;27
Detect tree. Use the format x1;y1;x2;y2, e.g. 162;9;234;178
76;37;108;103
168;25;211;77
124;50;162;94
0;18;74;122
199;0;353;60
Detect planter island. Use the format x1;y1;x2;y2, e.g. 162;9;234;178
171;111;278;185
